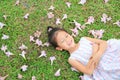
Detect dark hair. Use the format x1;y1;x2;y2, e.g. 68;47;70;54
47;26;67;48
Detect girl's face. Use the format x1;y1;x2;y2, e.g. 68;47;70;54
55;30;75;51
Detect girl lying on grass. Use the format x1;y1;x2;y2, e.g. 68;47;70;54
47;26;120;80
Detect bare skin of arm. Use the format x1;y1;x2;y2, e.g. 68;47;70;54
68;37;108;75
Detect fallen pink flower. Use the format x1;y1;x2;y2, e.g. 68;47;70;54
54;69;61;76
47;12;54;19
113;20;120;27
0;22;6;29
1;44;7;52
21;65;28;72
35;39;43;46
18;74;23;79
85;16;95;24
49;56;56;65
43;42;50;47
62;14;67;20
32;76;36;80
19;44;28;50
38;50;47;58
66;2;71;8
5;51;14;57
0;75;8;80
19;51;26;60
70;27;79;36
30;36;35;42
48;5;55;10
73;20;82;31
34;30;41;38
15;0;20;6
101;13;112;23
23;13;29;19
56;18;61;25
78;0;87;5
1;34;9;40
104;0;109;3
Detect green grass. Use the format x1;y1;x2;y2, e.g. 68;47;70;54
0;0;120;80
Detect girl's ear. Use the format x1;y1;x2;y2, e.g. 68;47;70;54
56;47;63;51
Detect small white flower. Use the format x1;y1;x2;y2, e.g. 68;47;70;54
15;0;20;6
56;18;61;25
0;75;8;80
32;76;36;80
113;20;120;27
47;12;54;18
66;2;71;8
78;0;87;5
21;65;28;71
62;14;67;20
35;39;42;46
48;5;55;10
18;74;23;79
30;36;35;42
49;56;56;65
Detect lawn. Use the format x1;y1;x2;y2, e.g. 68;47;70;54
0;0;120;80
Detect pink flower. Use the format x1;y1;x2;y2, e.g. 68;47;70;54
1;34;9;40
104;0;109;3
78;0;87;5
47;12;54;18
19;51;26;59
35;39;42;46
0;75;8;80
43;42;50;47
73;20;82;31
113;20;120;27
85;16;95;24
49;56;56;65
32;76;36;80
15;0;20;6
66;2;71;8
30;36;35;42
0;22;6;29
23;13;29;19
38;50;47;58
18;74;23;79
70;27;79;36
1;44;7;52
34;30;41;38
62;14;67;20
48;5;55;10
101;13;112;23
56;18;61;25
5;51;14;57
21;65;28;71
19;44;28;50
3;15;8;20
54;69;61;77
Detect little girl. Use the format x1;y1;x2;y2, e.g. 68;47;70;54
47;26;120;80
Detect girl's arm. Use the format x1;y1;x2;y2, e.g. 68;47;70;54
68;58;95;75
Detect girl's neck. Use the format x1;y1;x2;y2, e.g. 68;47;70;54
68;42;80;54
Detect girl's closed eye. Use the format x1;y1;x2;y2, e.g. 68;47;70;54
61;35;68;43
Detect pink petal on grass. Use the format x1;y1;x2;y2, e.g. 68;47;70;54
104;0;109;3
78;0;87;5
47;12;54;19
43;42;50;47
23;13;29;19
73;20;82;31
56;18;61;25
49;56;56;65
62;14;67;20
19;51;26;60
0;75;8;80
18;74;23;79
48;5;55;10
85;16;95;24
21;65;28;72
35;39;43;46
5;51;14;57
66;2;71;8
15;0;20;6
70;27;79;36
38;50;47;58
113;20;120;27
34;30;41;38
30;36;35;42
54;69;61;77
32;76;36;80
19;44;28;50
0;22;6;29
1;44;7;52
1;34;9;40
